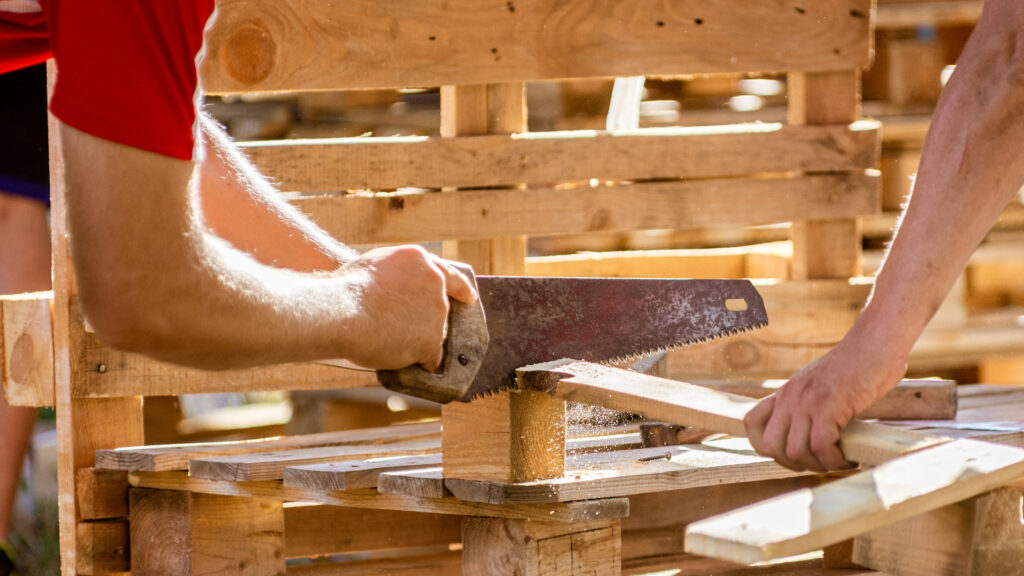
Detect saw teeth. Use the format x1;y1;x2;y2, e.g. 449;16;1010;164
463;320;768;401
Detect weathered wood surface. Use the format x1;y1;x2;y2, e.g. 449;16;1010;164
202;0;872;93
1;292;54;407
241;122;880;192
685;439;1024;565
129;470;630;523
292;173;878;246
96;420;440;471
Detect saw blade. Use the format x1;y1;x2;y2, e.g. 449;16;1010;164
460;277;768;402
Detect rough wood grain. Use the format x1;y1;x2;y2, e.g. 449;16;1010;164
292;173;879;246
287;550;462;576
188;437;441;482
284;454;443;492
685;439;1024;565
96;420;439;472
1;292;54;407
378;467;452;499
201;0;872;93
189;493;285;576
283;504;461;559
462;518;620;576
130;470;630;523
241;122;880;193
76;521;129;575
77;468;129;521
130;488;190;576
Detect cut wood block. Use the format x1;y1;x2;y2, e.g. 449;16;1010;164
853;486;1024;576
202;0;871;93
685;439;1024;565
76;521;129;575
1;291;55;407
243;123;880;193
188;437;441;482
96;420;440;472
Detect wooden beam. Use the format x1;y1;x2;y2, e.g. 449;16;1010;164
77;468;129;521
76;521;129;575
287;550;462;576
685;439;1024;565
875;0;983;29
240;122;881;192
201;0;872;93
1;291;54;407
292;173;878;246
129;470;630;523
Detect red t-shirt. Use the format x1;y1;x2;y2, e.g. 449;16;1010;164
0;0;216;161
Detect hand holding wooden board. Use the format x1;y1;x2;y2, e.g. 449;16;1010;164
517;360;1024;565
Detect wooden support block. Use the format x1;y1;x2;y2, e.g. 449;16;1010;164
685;439;1024;565
77;468;130;520
77;520;130;575
881;147;921;211
854;486;1024;576
442;388;566;482
287;550;462;576
130;488;285;576
1;291;55;407
462;518;620;576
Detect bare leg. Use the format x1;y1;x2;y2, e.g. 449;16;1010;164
0;191;51;542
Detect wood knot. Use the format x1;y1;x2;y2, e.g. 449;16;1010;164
588;209;610;231
9;334;35;385
223;23;277;86
723;340;759;370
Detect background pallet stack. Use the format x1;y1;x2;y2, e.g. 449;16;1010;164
6;1;1024;575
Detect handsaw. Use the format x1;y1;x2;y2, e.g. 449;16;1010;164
367;263;769;404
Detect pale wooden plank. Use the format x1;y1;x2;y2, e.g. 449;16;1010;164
188;437;441;482
293;173;879;246
1;291;55;407
241;123;880;193
378;467;452;499
875;0;984;29
202;0;872;93
517;360;950;466
685;439;1024;565
129;470;631;523
96;420;440;471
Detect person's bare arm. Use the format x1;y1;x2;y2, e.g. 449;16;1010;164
62;123;475;371
196;114;358;272
745;0;1024;472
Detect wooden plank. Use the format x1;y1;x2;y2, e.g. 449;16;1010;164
283;504;461;558
287;550;462;576
378;467;452;499
1;291;55;407
517;360;951;466
525;246;753;280
699;378;957;421
201;0;872;93
129;470;630;523
292;173;878;246
76;521;129;575
283;431;643;492
440;443;802;504
188;437;441;482
240;123;881;192
685;439;1024;565
74;321;377;399
77;468;129;521
96;420;440;472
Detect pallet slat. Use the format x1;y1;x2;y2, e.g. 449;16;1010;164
203;0;872;93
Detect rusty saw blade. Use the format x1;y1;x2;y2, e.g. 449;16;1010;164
377;273;767;404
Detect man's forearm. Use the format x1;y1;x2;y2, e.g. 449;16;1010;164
853;0;1024;359
197;114;358;272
